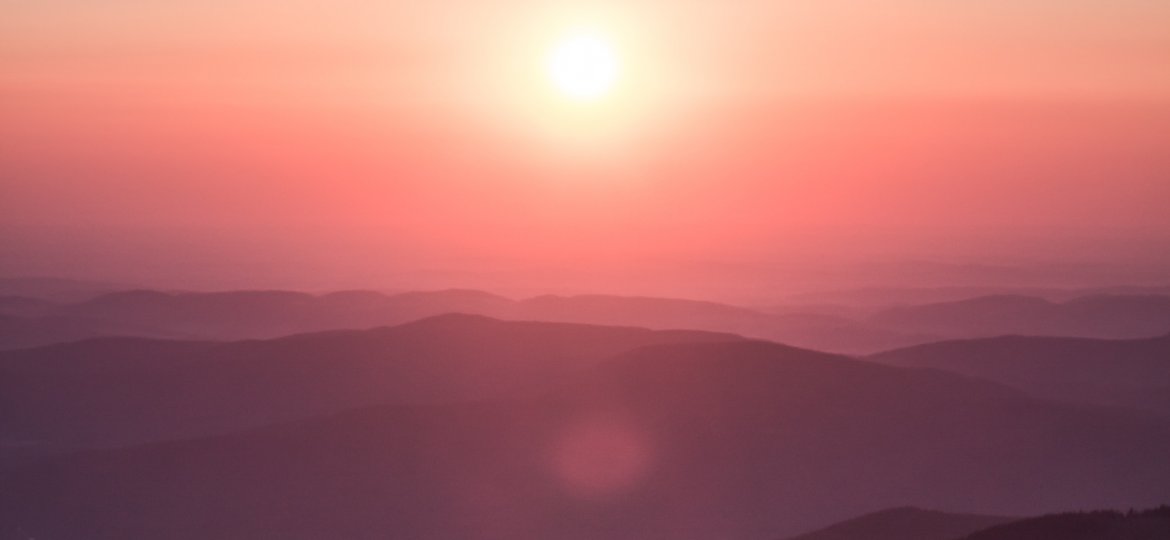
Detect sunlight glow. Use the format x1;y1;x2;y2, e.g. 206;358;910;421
547;32;620;102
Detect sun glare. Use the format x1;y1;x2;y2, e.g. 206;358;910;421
547;31;619;102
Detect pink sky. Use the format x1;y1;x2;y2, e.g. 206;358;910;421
2;1;1169;296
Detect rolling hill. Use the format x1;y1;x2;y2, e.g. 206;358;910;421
0;315;741;454
781;507;1016;540
0;277;126;302
4;339;1169;539
36;289;1170;354
0;296;57;318
870;334;1170;415
0;289;931;353
960;506;1170;540
0;313;182;351
869;295;1170;339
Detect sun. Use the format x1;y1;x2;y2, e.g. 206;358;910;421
546;31;620;102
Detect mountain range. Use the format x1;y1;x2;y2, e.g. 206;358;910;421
3;287;1169;354
3;318;1169;539
0;289;925;353
871;334;1170;416
0;315;737;455
868;294;1170;340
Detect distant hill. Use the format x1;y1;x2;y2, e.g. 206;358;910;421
0;315;741;454
5;289;928;354
961;506;1170;540
869;294;1170;339
0;277;126;302
782;507;1016;540
0;296;58;317
513;294;928;354
59;288;514;340
0;313;181;350
870;334;1170;415
4;339;1169;539
9;288;1170;354
785;286;1170;308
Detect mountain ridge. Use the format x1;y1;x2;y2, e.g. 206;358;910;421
5;335;1168;539
871;333;1170;415
781;506;1018;540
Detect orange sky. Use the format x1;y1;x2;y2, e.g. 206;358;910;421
2;1;1169;295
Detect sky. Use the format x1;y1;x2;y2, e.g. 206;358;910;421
2;1;1169;298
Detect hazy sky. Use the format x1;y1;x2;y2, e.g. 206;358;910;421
2;1;1169;295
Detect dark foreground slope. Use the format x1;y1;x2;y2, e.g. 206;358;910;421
781;507;1016;540
871;334;1170;415
961;506;1170;540
4;341;1169;540
0;315;740;454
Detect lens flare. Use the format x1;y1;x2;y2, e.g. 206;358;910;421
550;417;652;498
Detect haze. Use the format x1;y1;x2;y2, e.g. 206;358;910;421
3;0;1170;296
4;3;1170;538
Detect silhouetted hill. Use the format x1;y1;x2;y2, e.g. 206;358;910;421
63;289;337;339
961;506;1170;540
50;289;519;340
781;507;1016;540
871;334;1170;415
0;289;523;349
0;315;741;454
0;277;126;302
514;294;929;353
786;286;1170;308
30;289;928;353
4;340;1169;539
8;282;1170;351
0;296;57;317
869;294;1170;339
0;313;180;350
518;294;762;325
